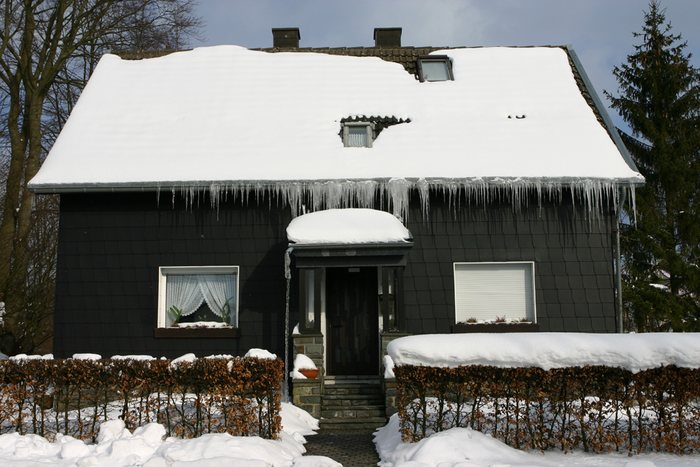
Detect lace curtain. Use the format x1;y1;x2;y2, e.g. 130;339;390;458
346;126;368;147
165;273;236;326
198;274;236;319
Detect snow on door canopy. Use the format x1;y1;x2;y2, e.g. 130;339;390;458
286;209;412;245
29;45;643;218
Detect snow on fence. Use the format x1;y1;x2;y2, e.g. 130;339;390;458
0;356;283;441
388;333;700;454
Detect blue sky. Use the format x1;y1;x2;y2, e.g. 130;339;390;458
193;0;700;128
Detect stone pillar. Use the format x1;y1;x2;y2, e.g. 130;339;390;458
292;379;322;418
291;332;324;418
380;331;410;417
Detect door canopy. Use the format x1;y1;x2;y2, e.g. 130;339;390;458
286;208;412;246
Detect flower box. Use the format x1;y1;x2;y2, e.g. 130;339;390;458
451;322;540;333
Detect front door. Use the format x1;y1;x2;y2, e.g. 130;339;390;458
326;267;379;375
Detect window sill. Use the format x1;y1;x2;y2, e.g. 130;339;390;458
451;323;539;333
154;327;240;338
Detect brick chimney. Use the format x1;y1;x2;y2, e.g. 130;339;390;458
272;28;300;48
374;28;402;47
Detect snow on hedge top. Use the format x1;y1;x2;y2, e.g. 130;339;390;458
29;45;642;190
387;333;700;372
287;209;411;245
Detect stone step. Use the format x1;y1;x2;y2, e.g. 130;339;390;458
321;394;384;403
322;386;383;396
321;407;386;419
321;400;385;408
320;403;385;413
319;417;388;432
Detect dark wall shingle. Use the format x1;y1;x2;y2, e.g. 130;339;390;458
53;190;617;358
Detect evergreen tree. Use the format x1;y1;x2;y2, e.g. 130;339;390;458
607;1;700;331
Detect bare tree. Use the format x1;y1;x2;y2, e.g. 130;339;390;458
0;0;201;354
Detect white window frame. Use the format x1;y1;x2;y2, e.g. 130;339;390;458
342;122;374;148
157;265;240;328
453;261;536;324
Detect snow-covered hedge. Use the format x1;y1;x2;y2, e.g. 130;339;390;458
387;333;700;372
0;355;283;441
391;333;700;454
395;365;700;454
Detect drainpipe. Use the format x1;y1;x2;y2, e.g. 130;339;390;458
615;188;627;333
283;246;294;401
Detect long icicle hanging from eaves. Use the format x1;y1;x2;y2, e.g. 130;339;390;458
164;178;637;222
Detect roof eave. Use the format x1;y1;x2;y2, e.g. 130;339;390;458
28;176;645;195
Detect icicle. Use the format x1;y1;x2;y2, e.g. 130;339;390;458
629;184;637;225
210;183;221;218
163;177;627;226
417;178;430;220
387;178;410;220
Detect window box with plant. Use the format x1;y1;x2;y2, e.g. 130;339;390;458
155;266;240;338
451;316;539;333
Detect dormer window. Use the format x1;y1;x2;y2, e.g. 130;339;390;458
343;122;373;148
417;56;453;82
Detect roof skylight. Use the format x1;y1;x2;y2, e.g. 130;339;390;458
417;56;453;82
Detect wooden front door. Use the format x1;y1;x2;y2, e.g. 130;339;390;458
326;267;379;376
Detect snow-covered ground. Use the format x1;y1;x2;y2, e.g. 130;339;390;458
0;403;340;467
375;414;700;467
3;400;699;466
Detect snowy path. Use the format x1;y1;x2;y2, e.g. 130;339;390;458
305;431;380;467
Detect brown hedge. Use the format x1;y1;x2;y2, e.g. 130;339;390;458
0;356;283;441
395;365;700;454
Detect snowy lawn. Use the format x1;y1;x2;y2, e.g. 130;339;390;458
374;414;700;467
0;403;340;467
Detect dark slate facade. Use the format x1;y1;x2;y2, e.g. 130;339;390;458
402;193;616;335
53;190;617;358
54;192;292;358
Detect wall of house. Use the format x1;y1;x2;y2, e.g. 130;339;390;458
402;192;617;333
53;189;617;358
54;192;292;358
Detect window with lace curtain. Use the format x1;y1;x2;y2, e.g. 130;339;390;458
342;122;373;148
157;266;239;329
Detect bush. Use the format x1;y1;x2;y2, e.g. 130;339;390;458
395;365;700;453
0;356;283;441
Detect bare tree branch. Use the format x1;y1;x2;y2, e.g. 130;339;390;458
0;0;201;354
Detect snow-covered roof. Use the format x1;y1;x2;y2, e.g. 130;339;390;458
30;45;642;196
287;209;412;245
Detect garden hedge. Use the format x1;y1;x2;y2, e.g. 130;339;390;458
395;364;700;453
0;356;283;441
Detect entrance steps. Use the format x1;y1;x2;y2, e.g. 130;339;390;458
319;377;387;432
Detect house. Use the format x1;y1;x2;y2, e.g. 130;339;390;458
29;28;642;400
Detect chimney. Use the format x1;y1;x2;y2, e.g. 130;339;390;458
272;28;300;48
374;27;402;47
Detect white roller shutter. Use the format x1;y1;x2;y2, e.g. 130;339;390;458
453;262;535;323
